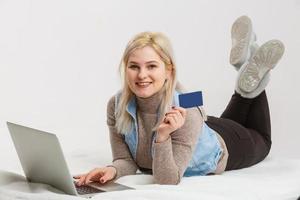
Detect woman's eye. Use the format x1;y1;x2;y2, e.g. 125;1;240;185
148;64;157;69
128;65;139;69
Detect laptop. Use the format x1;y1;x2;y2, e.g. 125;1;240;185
7;122;134;198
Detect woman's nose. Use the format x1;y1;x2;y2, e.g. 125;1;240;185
137;68;148;79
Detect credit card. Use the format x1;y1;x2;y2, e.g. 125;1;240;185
178;91;203;108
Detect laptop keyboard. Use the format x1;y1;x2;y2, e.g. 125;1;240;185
75;184;103;195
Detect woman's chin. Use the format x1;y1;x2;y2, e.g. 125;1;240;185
136;93;152;98
134;90;155;98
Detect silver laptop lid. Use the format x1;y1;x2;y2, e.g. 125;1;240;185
7;122;78;195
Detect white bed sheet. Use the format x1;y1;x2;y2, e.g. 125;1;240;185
1;156;300;200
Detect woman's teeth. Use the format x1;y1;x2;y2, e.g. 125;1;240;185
137;82;151;86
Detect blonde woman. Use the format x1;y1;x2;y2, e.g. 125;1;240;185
75;16;284;185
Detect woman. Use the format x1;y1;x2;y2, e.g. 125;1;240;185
75;16;284;185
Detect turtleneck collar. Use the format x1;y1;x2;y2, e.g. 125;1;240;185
136;89;164;114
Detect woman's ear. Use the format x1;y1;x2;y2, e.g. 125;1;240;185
166;65;173;80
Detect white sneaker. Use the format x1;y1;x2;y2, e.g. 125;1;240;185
230;15;257;69
237;40;285;93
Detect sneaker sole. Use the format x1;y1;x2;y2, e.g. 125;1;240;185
238;40;285;93
230;16;253;67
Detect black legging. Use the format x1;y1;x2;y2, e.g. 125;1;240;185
206;90;271;170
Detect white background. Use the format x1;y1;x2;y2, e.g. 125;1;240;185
0;0;299;174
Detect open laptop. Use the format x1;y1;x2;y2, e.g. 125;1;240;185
7;122;134;198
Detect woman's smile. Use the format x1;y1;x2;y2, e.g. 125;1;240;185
136;81;152;87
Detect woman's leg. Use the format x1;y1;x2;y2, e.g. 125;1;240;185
207;16;284;170
216;39;284;169
206;91;271;170
220;90;271;146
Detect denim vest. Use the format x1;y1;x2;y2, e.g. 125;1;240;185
115;91;223;176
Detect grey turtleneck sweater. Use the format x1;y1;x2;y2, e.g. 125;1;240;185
106;91;228;185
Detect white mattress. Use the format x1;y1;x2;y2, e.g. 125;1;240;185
0;155;299;200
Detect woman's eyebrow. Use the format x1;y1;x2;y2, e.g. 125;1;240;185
146;61;159;64
128;61;139;64
128;60;159;65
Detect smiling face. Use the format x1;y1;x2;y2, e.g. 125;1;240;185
126;46;172;98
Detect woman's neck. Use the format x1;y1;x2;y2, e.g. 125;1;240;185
136;90;164;114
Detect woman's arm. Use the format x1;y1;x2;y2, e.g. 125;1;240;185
107;96;138;180
152;107;203;184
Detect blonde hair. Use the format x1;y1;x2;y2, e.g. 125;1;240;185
116;31;185;134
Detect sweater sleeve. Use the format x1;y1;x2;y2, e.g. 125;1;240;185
152;107;203;185
106;96;138;180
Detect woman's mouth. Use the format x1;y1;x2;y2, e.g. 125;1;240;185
136;82;152;88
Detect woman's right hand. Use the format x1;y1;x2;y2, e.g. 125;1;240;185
156;106;187;142
74;166;117;186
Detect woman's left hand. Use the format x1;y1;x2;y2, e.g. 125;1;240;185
156;106;187;142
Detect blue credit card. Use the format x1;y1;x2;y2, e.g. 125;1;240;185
178;91;203;108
